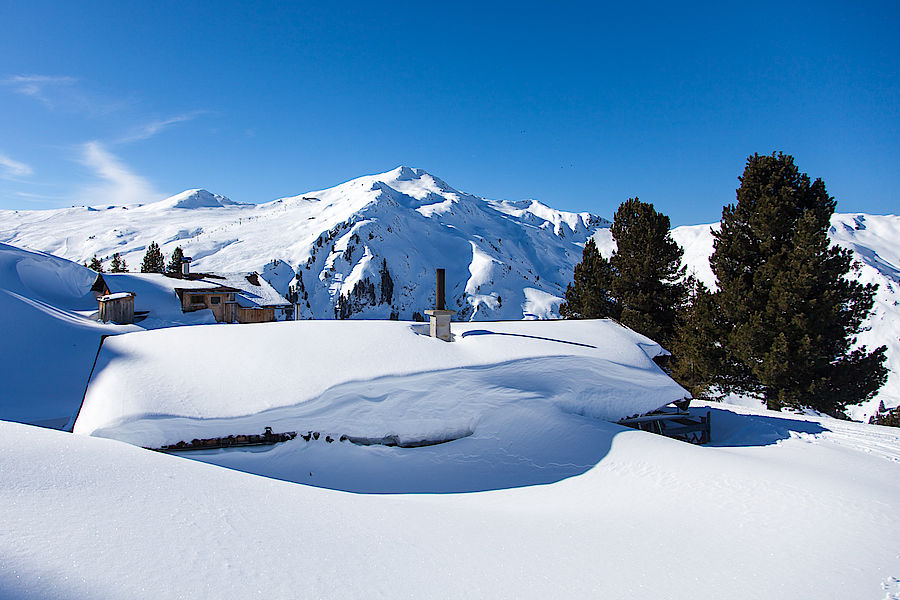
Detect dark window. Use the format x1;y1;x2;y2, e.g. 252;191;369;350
190;295;205;304
210;296;221;305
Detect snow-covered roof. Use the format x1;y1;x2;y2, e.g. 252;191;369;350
213;272;291;308
103;271;290;308
100;273;216;327
76;319;686;450
98;292;134;301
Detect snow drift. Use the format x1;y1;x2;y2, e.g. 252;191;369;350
5;401;900;598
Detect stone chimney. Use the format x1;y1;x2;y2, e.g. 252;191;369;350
182;256;192;277
424;268;454;341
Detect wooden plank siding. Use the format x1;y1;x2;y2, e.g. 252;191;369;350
176;288;240;323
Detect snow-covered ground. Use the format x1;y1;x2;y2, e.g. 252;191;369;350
0;243;138;427
0;243;220;427
3;400;899;599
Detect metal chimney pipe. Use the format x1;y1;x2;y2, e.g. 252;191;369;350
435;268;445;310
182;257;192;277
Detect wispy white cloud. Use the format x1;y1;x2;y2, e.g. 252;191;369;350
0;152;33;178
1;73;130;115
1;74;78;108
2;74;211;208
78;141;162;205
117;111;208;143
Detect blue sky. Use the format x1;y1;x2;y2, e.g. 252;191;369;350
0;1;897;225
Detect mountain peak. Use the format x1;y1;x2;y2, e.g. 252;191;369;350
371;166;456;197
152;189;245;210
391;165;423;181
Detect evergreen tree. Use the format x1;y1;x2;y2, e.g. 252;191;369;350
109;253;127;273
166;246;184;273
668;276;722;398
609;198;685;344
869;402;900;427
560;238;616;319
379;258;394;304
709;152;887;413
88;255;104;272
141;241;165;273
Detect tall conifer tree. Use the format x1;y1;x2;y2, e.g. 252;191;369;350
109;252;127;272
141;241;165;273
709;152;886;414
166;246;184;274
88;255;103;272
609;198;685;344
560;238;616;319
668;276;722;397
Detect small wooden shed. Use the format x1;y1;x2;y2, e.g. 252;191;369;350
98;292;135;324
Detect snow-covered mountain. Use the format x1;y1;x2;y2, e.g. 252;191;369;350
0;167;607;321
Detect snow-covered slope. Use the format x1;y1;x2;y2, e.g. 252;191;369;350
4;401;899;599
668;213;900;419
148;188;247;210
0;167;608;321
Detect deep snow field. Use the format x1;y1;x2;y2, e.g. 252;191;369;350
2;400;899;599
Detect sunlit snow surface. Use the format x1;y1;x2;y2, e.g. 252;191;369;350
0;243;137;426
2;200;900;597
3;402;899;599
2;166;897;416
